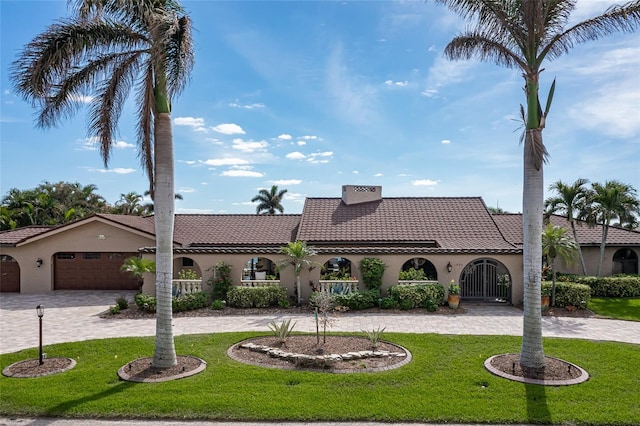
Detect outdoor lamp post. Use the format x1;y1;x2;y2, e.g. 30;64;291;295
36;304;44;365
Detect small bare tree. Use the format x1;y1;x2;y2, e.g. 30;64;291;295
312;292;336;344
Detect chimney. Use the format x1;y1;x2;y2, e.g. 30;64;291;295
341;185;382;205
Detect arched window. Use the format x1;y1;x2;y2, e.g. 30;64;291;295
613;249;638;275
242;257;279;280
321;257;353;280
399;257;437;281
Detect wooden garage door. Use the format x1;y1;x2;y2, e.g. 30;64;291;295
54;252;139;290
1;255;20;292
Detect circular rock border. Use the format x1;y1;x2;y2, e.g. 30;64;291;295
2;357;76;378
228;336;412;374
484;353;589;386
117;355;207;383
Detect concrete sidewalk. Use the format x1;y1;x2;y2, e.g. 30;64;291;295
2;291;638;355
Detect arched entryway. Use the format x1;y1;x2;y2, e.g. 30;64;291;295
242;257;279;281
613;249;638;275
459;258;511;303
0;255;20;292
321;257;354;280
400;257;437;281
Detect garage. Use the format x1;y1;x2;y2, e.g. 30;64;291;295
1;255;21;292
54;252;139;290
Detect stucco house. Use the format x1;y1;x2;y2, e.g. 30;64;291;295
2;185;638;305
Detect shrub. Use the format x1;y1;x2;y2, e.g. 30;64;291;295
135;293;157;313
115;295;129;310
333;289;380;310
380;296;399;309
387;283;445;309
359;258;386;290
109;305;121;315
362;326;386;348
178;269;198;280
173;292;208;312
423;298;438;312
543;281;591;309
564;275;640;298
208;261;234;301
211;299;225;310
226;286;288;308
268;319;297;344
398;268;427;281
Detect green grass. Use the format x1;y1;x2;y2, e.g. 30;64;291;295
589;297;640;321
1;333;639;425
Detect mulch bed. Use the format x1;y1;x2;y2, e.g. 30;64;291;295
2;357;76;378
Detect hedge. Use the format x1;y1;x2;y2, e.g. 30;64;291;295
226;286;289;308
386;283;445;310
558;274;640;297
134;292;209;313
542;281;591;309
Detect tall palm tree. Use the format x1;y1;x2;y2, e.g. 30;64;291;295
545;179;590;275
278;240;319;306
589;180;639;276
542;223;578;306
252;185;288;215
436;0;640;374
11;0;194;369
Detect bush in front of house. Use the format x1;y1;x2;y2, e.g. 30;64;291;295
332;289;380;310
173;292;208;312
359;257;386;290
543;281;591;309
135;292;157;313
558;275;640;298
386;283;445;310
226;286;289;308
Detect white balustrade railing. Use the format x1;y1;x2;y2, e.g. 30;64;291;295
240;280;281;287
318;280;359;294
172;279;203;295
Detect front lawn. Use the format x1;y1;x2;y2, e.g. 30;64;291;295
1;333;639;425
589;297;640;321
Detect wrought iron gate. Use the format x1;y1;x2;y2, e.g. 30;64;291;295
459;258;511;303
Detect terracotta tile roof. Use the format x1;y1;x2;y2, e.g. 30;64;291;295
296;197;516;250
0;226;52;246
172;214;301;247
493;214;640;246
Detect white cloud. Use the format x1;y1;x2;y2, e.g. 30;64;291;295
113;140;135;149
421;89;439;98
212;123;246;135
441;139;451;144
278;134;292;140
229;100;265;109
286;151;306;160
89;167;136;174
352;170;359;174
178;187;196;193
300;135;318;140
374;172;383;177
69;94;94;103
76;137;133;151
201;158;250;166
385;80;408;87
412;179;438;186
307;151;333;164
297;141;307;146
221;169;264;177
269;179;302;185
174;117;207;132
232;138;269;152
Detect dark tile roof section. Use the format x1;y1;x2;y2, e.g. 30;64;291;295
493;214;640;246
297;197;516;250
0;226;53;246
173;214;301;247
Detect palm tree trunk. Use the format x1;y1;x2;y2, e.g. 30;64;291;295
570;221;587;275
551;258;557;307
520;129;546;373
596;219;609;277
152;112;177;368
296;275;301;306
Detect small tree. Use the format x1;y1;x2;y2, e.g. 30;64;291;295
120;257;156;292
278;240;319;306
359;258;386;291
311;292;336;344
542;224;578;306
209;261;233;301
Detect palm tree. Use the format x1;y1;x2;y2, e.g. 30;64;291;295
545;179;590;275
278;240;319;306
542;224;578;306
11;0;194;369
251;185;288;215
436;0;640;374
121;256;156;292
589;180;639;276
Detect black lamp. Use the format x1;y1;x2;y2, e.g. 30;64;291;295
36;304;44;365
447;262;453;273
36;258;43;268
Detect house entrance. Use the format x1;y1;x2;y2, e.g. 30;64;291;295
459;258;511;303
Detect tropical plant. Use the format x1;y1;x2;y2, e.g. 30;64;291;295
362;326;386;349
448;280;460;295
251;185;288;215
587;180;640;276
268;319;297;345
545;178;590;275
11;0;194;369
208;261;233;301
113;192;153;216
359;258;386;290
398;268;427;281
435;0;640;375
278;240;319;306
120;257;156;292
542;223;578;306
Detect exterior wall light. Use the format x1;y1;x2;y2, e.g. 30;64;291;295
447;261;453;273
36;258;43;268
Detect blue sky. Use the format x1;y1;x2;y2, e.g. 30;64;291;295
1;1;638;215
